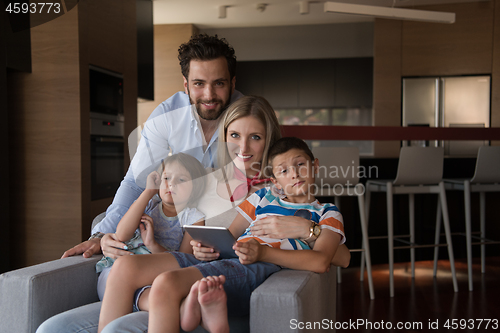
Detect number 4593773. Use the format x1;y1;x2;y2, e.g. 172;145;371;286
444;319;498;330
5;3;62;14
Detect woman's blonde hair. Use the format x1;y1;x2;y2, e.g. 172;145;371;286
216;95;282;180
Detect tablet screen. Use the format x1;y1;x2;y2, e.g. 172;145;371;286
183;225;238;259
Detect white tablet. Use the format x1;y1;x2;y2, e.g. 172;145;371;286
183;225;238;259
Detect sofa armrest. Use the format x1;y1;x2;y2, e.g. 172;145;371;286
0;255;101;333
250;266;337;333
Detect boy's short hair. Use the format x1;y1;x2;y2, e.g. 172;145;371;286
266;137;315;177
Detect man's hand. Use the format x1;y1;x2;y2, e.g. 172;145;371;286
190;240;219;261
101;233;132;259
250;216;310;239
61;238;102;259
233;239;264;265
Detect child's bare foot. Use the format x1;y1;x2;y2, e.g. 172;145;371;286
180;280;202;332
199;275;229;333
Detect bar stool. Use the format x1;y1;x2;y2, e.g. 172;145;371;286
436;146;500;291
364;146;458;297
312;147;375;300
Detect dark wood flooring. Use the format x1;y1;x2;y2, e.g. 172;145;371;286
336;257;500;332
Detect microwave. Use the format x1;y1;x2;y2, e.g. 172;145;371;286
89;65;123;115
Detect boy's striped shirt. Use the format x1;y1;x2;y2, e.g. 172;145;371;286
236;187;345;250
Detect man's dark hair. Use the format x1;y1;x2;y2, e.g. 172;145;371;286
267;137;315;177
178;34;236;80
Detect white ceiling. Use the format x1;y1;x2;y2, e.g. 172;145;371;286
152;0;487;28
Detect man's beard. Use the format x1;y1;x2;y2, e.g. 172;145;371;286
188;88;232;121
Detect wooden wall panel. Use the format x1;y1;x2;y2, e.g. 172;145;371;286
373;19;403;157
402;2;494;76
78;2;91;239
9;9;81;267
137;24;198;127
85;0;125;74
492;0;500;146
122;0;138;191
8;1;138;267
79;0;137;236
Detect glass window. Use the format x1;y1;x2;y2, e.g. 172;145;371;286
276;108;374;155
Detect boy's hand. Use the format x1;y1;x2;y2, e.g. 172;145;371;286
233;239;263;265
250;216;311;239
190;240;220;261
146;171;161;191
139;214;157;248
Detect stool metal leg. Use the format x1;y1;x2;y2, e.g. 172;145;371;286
360;184;372;278
433;198;442;277
387;182;395;297
335;196;342;284
439;182;458;293
480;191;486;274
464;181;473;291
409;193;415;278
358;190;375;300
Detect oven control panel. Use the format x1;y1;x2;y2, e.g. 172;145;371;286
90;112;124;137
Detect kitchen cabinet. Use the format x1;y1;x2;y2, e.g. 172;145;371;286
299;59;336;108
237;58;372;109
261;60;299;108
335;58;373;107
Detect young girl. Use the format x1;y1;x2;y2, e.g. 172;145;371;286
95;153;207;300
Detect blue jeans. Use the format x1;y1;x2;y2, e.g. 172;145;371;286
171;252;281;317
35;302;149;333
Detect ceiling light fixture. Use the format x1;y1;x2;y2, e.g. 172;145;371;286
256;3;267;12
300;1;309;15
218;5;228;19
324;2;455;24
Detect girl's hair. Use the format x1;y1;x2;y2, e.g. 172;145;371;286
161;153;207;206
217;95;282;180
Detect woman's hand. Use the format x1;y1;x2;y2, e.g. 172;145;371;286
233;239;263;265
190;240;220;261
139;214;157;249
101;233;132;259
250;216;311;239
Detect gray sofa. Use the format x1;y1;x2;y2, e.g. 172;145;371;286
0;215;337;333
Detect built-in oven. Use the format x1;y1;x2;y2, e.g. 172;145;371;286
89;66;125;200
90;112;125;201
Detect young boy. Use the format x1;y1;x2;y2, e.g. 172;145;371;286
176;137;347;333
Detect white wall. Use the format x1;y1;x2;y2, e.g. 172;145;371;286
202;22;373;61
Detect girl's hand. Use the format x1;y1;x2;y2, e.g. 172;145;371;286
146;171;161;191
233;239;263;265
190;240;220;261
139;214;157;249
250;216;311;239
